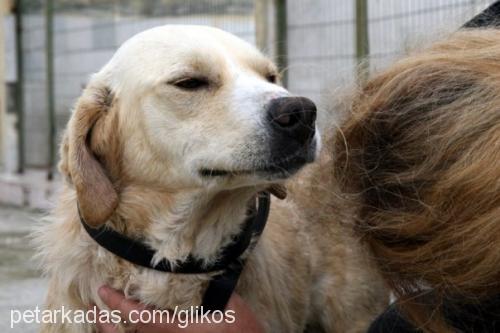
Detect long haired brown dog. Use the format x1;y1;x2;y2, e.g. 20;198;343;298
332;29;500;332
34;25;387;333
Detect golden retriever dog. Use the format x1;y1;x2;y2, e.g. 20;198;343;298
34;25;387;333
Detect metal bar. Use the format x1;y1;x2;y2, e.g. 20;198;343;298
14;0;25;173
255;0;269;52
45;0;56;179
0;4;5;169
275;0;288;87
355;0;370;81
0;2;18;171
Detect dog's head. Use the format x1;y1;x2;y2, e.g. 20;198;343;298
61;25;320;227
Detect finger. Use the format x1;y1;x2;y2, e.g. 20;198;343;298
95;320;120;333
226;293;245;309
91;305;120;333
226;293;252;316
132;307;181;333
98;285;146;321
225;293;265;333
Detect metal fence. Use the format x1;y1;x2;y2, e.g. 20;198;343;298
3;0;497;174
16;0;255;172
286;0;493;125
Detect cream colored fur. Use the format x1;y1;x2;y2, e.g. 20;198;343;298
34;25;387;333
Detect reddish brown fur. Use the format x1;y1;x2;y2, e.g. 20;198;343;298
64;84;120;227
332;29;500;332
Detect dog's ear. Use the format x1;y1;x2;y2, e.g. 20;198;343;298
62;83;119;227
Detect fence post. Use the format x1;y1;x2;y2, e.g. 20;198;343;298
45;0;55;179
0;3;5;170
275;0;288;87
355;0;370;81
255;0;269;52
14;0;24;173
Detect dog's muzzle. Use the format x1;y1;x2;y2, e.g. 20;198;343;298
267;96;316;143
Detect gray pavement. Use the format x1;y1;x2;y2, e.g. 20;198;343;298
0;206;46;332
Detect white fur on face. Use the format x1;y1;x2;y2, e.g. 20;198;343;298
93;25;317;190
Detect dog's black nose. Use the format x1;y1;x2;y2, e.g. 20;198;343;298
267;97;317;144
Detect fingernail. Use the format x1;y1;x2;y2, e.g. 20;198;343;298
98;285;110;299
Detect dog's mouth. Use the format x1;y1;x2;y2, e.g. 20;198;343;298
199;153;311;179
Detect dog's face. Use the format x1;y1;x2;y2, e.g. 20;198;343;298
110;26;319;187
62;25;319;226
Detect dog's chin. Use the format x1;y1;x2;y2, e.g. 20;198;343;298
200;158;303;180
199;144;317;182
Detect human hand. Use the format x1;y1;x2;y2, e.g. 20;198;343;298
95;285;264;333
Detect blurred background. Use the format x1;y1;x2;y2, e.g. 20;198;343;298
0;0;495;331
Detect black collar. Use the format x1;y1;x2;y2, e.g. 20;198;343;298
79;191;271;311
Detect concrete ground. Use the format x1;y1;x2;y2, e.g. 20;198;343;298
0;205;46;332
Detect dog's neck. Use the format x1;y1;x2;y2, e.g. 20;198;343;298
112;184;263;266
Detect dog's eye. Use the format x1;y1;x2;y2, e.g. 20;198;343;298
173;78;209;91
266;73;277;83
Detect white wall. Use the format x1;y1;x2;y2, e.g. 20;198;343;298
4;15;15;83
22;14;48;167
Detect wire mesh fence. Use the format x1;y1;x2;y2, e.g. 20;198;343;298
286;0;493;125
4;0;497;172
17;0;255;168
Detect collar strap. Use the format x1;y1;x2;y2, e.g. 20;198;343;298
79;192;270;274
79;192;271;311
